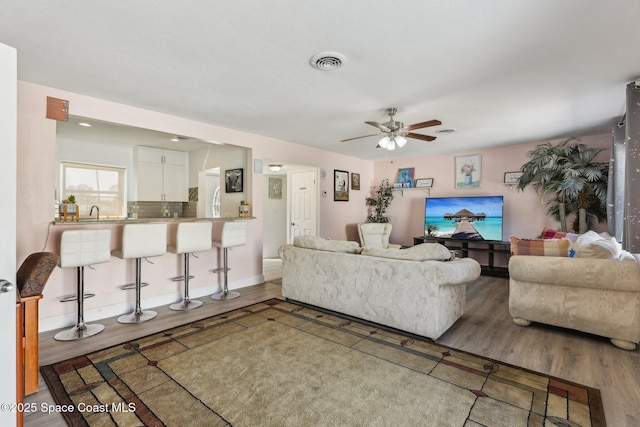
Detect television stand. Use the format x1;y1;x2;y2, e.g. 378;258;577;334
414;236;510;278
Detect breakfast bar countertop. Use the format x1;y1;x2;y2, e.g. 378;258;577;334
53;216;255;225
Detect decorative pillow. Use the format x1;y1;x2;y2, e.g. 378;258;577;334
361;243;451;261
509;236;571;257
293;235;361;254
540;227;579;242
572;231;621;259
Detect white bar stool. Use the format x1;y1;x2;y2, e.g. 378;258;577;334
211;221;247;301
112;223;167;323
55;229;111;341
168;222;212;310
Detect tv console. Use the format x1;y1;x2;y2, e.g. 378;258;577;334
414;236;510;278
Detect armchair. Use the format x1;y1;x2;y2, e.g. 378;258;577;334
358;223;401;249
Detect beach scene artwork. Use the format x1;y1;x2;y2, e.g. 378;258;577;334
425;196;503;241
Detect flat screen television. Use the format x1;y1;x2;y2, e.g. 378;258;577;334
424;196;504;241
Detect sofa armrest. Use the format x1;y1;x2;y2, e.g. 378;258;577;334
509;255;640;292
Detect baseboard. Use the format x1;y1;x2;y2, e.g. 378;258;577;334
39;275;265;332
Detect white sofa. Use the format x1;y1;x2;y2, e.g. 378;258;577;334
279;236;481;340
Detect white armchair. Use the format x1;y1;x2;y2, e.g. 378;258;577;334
358;223;401;249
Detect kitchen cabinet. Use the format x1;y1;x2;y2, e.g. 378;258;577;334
134;146;188;202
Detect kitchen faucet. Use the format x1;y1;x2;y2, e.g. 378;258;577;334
90;205;100;220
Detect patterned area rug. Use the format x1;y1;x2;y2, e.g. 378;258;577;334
41;299;605;426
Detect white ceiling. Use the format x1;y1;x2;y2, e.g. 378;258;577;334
2;1;639;161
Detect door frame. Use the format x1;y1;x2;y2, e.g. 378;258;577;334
0;42;18;426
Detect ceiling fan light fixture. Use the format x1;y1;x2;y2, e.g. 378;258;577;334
378;136;390;149
395;136;407;148
269;164;282;172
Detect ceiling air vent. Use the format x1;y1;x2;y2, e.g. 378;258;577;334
309;52;347;71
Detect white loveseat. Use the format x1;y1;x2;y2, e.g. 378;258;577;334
279;236;481;340
509;231;640;350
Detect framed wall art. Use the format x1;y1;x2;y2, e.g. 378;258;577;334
415;178;434;188
503;171;523;184
455;154;481;189
351;172;360;190
225;168;244;193
269;177;283;199
396;167;415;188
334;169;349;201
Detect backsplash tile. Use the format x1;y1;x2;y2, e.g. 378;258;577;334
128;201;197;219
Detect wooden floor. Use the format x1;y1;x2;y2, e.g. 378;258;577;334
25;276;639;426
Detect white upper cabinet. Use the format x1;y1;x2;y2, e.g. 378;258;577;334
134;146;188;202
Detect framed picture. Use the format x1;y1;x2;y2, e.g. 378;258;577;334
455;154;481;189
351;173;360;190
415;178;434;188
504;171;523;184
396;167;415;189
334;169;349;201
225;168;243;193
269;177;283;199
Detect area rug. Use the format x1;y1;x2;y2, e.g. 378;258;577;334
41;298;605;427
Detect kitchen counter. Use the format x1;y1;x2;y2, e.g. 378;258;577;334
53;216;255;225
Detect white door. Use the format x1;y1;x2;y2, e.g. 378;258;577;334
0;42;18;426
289;170;317;240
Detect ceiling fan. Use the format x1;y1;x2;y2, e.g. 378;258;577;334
341;107;441;150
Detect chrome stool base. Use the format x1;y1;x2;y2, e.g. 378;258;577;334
54;323;105;341
211;290;240;301
170;298;203;311
118;310;157;324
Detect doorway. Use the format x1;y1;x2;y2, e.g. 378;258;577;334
198;168;220;218
262;163;319;281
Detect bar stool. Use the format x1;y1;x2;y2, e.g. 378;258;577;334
211;221;248;301
55;229;111;341
168;222;212;310
112;223;167;323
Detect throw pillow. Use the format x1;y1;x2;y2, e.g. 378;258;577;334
572;231;621;259
540;227;579;242
509;236;571;257
361;243;451;261
293;235;361;254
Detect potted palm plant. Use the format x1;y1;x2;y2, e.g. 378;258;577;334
365;179;394;223
518;138;608;233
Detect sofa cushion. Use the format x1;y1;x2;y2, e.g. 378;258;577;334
509;236;571;256
573;231;621;259
293;235;361;254
361;243;451;261
540;227;579;242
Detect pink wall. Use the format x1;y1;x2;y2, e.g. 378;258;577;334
374;134;611;247
16;81;373;330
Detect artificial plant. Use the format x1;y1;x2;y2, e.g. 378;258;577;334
365;178;394;223
517;138;608;233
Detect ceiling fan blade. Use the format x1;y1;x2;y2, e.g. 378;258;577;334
406;132;436;142
341;133;380;142
407;119;442;131
365;121;391;132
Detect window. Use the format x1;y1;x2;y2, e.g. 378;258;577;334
60;161;126;218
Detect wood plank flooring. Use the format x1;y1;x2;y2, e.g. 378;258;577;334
25;276;639;426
